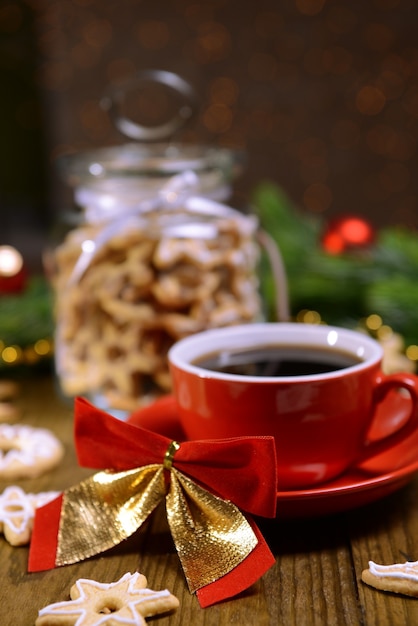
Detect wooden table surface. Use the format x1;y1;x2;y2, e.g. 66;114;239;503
2;374;418;625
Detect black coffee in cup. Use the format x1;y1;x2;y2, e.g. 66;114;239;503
192;344;362;377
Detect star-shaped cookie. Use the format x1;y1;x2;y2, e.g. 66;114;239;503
0;486;59;546
36;572;180;625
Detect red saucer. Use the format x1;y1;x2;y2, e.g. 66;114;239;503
128;392;418;518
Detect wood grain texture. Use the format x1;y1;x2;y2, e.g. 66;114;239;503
1;375;418;625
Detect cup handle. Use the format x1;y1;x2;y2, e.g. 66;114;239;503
356;372;418;463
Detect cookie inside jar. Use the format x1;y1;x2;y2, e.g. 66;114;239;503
51;142;263;415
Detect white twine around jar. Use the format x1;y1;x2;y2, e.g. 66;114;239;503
68;169;290;322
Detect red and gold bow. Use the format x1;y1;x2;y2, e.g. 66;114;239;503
29;397;277;607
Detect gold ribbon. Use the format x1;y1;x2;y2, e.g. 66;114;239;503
56;442;258;593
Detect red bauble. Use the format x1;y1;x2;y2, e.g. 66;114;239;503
0;246;27;294
321;215;375;255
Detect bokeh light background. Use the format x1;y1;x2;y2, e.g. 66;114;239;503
1;0;418;267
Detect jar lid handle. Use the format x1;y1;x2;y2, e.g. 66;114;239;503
100;69;198;142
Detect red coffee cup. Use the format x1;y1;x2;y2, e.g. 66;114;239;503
168;323;418;490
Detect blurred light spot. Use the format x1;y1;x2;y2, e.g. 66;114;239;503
0;246;23;276
34;339;53;356
202;103;233;133
355;85;386;115
339;218;374;245
89;163;104;176
322;232;345;254
194;21;231;63
327;330;338;346
81;239;95;253
297;309;322;324
366;314;383;331
376;325;393;340
406;345;418;361
2;346;21;364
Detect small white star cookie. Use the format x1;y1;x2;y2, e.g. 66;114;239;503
0;486;60;546
362;559;418;597
36;572;180;626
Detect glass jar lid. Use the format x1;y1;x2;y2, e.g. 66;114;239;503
59;70;245;199
59;142;244;190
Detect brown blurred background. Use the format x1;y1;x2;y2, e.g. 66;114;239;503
1;0;418;270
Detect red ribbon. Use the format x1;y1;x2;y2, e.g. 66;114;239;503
29;397;277;607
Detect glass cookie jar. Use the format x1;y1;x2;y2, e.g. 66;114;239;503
51;142;263;413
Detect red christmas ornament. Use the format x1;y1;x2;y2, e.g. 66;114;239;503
0;246;27;294
321;215;375;255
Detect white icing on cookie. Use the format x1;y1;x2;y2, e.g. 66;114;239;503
0;423;64;478
0;486;60;545
368;559;418;582
36;571;180;625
